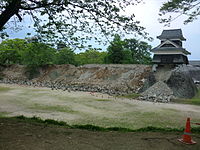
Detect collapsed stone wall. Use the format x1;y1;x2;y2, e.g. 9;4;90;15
0;64;199;102
166;69;197;99
0;64;151;95
179;65;200;83
139;64;199;102
140;81;173;103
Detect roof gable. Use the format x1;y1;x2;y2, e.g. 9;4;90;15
158;40;180;48
157;29;186;41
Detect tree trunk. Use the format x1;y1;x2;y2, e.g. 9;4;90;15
0;0;22;31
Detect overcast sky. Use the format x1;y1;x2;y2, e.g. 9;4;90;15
131;0;200;60
3;0;200;60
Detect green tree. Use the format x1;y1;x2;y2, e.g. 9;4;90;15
75;49;107;65
0;0;148;45
0;38;28;64
121;50;134;64
21;42;55;67
159;0;200;24
106;35;125;64
54;47;76;65
124;39;152;64
106;35;152;64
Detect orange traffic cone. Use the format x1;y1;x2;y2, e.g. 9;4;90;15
178;118;196;145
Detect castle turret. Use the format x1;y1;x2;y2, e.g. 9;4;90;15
151;29;190;65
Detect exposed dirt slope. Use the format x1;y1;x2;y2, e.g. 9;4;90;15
0;64;151;94
1;64;199;99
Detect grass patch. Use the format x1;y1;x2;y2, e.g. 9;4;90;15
0;112;10;117
15;115;70;127
172;89;200;106
118;93;140;99
29;104;77;113
5;115;200;133
21;90;49;97
95;99;111;102
0;86;11;92
183;98;200;106
136;126;181;132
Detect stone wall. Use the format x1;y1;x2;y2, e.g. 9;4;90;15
139;64;199;102
0;64;151;95
1;64;199;102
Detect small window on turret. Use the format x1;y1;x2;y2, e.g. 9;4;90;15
161;44;175;47
172;40;182;47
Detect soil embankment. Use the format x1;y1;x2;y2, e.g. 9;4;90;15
0;64;200;101
0;64;151;95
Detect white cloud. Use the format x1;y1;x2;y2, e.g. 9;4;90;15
126;0;200;60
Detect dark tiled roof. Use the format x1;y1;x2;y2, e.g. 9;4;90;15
151;47;191;55
157;29;186;41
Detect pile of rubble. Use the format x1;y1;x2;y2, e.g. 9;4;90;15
138;64;200;102
139;81;174;103
0;78;129;95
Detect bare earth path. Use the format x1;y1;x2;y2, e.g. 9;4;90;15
1;118;200;150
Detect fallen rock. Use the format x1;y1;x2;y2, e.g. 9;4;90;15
140;81;174;102
166;67;198;99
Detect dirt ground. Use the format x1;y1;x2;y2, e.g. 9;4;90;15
0;83;200;130
1;83;200;150
0;118;200;150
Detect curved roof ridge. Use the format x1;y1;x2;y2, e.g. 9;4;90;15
157;29;186;41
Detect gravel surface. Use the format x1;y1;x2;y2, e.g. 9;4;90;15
140;81;174;102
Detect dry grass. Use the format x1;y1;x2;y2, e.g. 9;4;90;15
0;83;200;130
172;89;200;106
